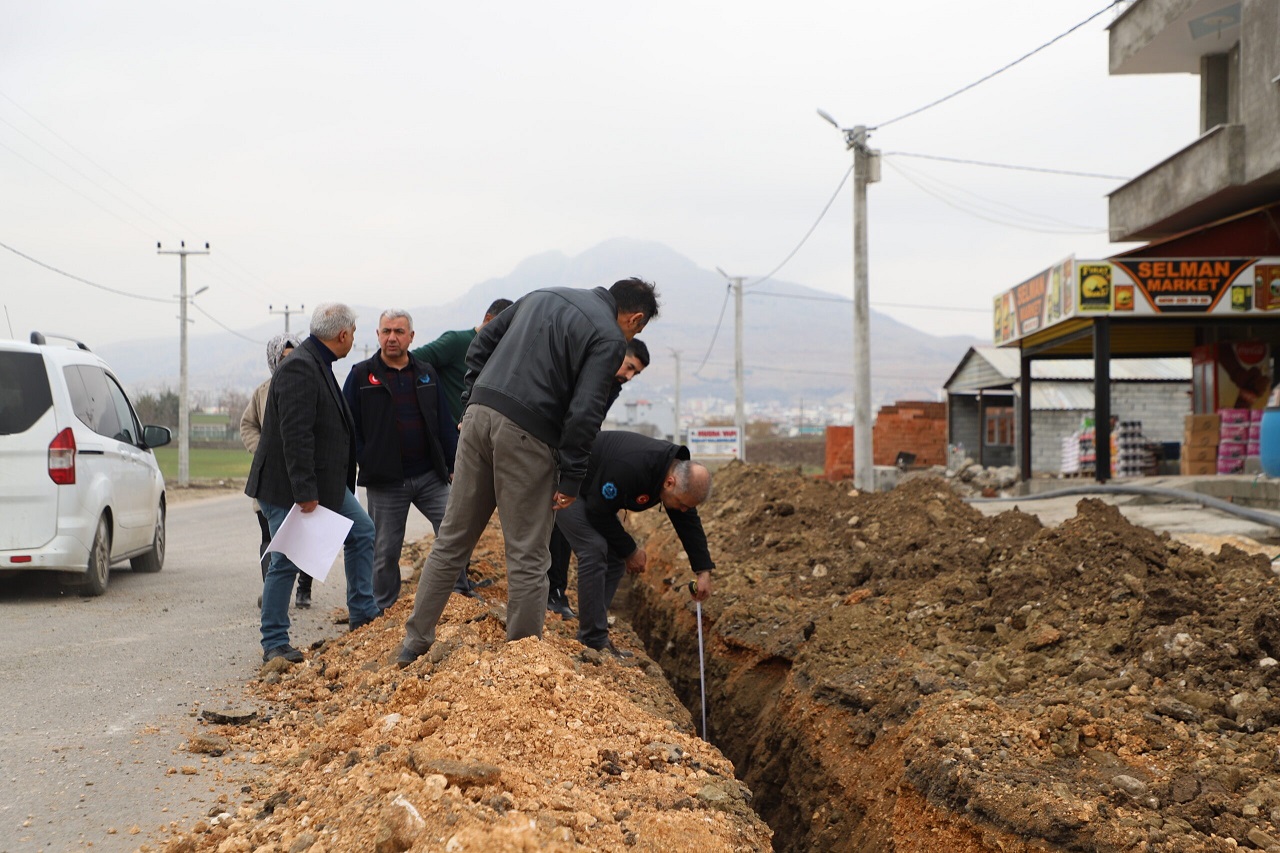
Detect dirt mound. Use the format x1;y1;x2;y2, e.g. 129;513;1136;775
630;462;1280;852
145;531;771;852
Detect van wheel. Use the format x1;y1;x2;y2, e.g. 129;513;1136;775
131;503;165;573
62;515;111;597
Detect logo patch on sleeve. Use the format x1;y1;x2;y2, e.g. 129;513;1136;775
601;482;618;500
636;494;651;505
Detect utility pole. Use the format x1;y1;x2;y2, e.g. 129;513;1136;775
157;241;210;488
669;348;682;443
269;304;305;334
716;268;747;462
819;111;880;491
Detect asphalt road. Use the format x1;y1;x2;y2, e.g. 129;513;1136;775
0;490;433;853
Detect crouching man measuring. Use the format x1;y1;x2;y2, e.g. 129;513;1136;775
555;430;713;656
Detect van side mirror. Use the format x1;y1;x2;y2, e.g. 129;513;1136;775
142;425;172;449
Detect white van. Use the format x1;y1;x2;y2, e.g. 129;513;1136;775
0;333;171;596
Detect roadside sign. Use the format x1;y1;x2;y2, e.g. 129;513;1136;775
687;426;741;461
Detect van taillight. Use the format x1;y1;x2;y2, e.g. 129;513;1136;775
49;428;76;485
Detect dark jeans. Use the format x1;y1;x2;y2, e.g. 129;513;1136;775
548;526;572;602
554;500;625;650
365;470;466;612
257;510;310;593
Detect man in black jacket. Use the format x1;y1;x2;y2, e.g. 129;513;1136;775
547;337;649;619
397;278;660;667
554;430;714;655
246;303;380;664
343;309;473;614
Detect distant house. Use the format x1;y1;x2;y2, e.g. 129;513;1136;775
944;347;1191;474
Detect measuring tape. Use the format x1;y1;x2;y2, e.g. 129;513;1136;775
696;599;707;740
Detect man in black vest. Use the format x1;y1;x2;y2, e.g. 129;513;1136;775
245;303;379;664
343;309;472;613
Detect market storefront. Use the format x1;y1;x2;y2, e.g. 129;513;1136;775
992;204;1280;482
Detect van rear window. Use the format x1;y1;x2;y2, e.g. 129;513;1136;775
0;352;53;435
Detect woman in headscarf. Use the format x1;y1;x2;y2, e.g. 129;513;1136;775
240;334;314;608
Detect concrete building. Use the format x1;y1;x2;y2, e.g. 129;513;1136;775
945;347;1191;474
987;1;1280;482
1108;0;1280;242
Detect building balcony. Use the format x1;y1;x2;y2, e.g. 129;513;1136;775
1108;123;1248;241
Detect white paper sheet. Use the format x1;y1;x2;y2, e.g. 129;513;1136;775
265;504;353;583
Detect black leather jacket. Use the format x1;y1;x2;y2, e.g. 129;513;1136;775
463;286;627;497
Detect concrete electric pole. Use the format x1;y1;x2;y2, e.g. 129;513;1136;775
669;348;682;444
818;111;880;491
716;268;747;462
269;304;305;334
157;241;210;488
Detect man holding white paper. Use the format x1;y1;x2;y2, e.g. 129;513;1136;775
245;303;380;664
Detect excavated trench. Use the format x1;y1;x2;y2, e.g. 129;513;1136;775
620;463;1280;853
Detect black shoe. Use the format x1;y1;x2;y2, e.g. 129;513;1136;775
547;599;576;620
396;644;425;669
257;594;263;609
473;578;495;589
455;587;484;600
295;588;312;609
349;609;383;632
602;641;633;659
263;645;304;664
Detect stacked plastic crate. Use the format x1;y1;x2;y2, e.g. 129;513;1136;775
1113;420;1151;478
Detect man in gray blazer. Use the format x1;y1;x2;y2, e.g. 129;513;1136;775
246;303;380;664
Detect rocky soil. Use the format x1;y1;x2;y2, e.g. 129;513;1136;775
142;538;771;852
630;463;1280;852
145;461;1280;852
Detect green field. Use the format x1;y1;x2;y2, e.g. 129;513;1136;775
153;446;252;482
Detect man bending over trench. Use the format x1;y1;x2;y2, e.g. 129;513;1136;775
555;430;713;656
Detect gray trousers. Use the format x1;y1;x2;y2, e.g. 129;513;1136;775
554;500;625;650
366;470;464;613
402;404;556;654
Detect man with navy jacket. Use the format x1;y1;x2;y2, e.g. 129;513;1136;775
343;309;470;612
555;430;714;656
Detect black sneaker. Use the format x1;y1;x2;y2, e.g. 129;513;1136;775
396;644;425;669
547;599;576;619
295;588;311;609
263;645;304;664
455;586;484;600
602;641;633;659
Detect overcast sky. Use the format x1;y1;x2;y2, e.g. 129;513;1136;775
1;0;1199;347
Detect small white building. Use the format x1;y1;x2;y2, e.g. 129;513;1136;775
944;347;1191;474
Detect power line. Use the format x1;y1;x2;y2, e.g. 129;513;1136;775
883;151;1130;181
885;159;1106;234
0;239;173;303
0;139;155;239
746;290;989;313
889;158;1105;231
694;359;956;381
872;1;1122;130
745;165;853;289
0;89;283;303
191;301;266;344
692;285;732;378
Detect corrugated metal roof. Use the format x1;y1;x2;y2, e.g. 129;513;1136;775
971;346;1191;382
1030;382;1096;411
